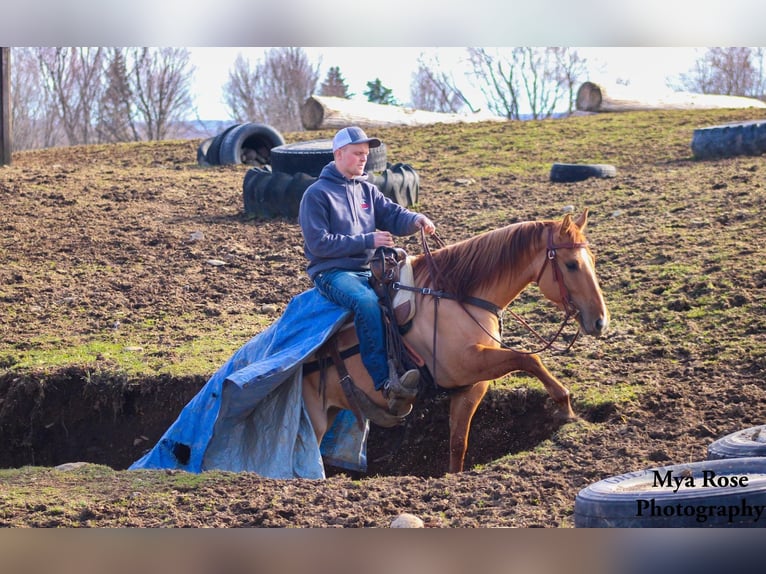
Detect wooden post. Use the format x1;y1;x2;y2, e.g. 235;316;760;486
0;47;11;166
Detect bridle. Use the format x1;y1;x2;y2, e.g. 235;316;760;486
535;225;590;320
407;225;588;381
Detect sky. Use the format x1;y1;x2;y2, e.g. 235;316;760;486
187;47;705;121
1;0;761;121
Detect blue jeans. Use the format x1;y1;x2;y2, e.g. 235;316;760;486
314;269;388;390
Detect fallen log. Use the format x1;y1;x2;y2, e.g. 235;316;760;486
576;81;766;113
300;95;503;130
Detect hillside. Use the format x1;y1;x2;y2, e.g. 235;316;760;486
0;109;764;527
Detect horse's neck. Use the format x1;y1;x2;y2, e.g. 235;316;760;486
476;262;537;310
415;222;546;310
475;226;543;310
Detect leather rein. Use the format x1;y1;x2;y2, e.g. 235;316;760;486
398;226;587;382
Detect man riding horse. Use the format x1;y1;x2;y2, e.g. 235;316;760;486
298;126;436;416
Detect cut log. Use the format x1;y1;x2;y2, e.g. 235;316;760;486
576;81;766;113
300;95;503;130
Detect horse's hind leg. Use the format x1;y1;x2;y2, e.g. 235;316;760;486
447;380;490;473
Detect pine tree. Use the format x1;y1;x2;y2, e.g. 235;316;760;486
364;78;397;105
319;66;351;98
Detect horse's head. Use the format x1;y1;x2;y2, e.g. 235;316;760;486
536;209;610;337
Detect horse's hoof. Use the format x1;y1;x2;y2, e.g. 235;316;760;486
556;409;578;423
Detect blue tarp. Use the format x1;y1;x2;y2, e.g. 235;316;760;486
129;288;369;479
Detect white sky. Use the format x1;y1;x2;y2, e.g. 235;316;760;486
187;47;704;121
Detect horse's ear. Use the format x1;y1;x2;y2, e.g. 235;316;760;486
560;213;573;235
574;208;589;232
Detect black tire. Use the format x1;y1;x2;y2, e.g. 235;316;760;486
708;425;766;460
243;167;271;214
370;162;419;207
243;168;305;218
205;123;240;166
219;122;286;166
574;458;766;527
550;163;617;183
196;137;214;166
270;139;388;177
691;119;766;160
283;172;316;218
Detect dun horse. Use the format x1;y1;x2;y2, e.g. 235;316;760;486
301;209;609;473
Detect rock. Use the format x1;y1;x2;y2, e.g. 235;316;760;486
54;462;89;471
390;513;424;528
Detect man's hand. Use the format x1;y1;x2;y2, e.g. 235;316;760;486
373;231;395;248
415;215;436;235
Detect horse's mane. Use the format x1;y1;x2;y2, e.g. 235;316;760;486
411;218;586;299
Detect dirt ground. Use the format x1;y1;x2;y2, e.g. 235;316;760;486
0;110;765;527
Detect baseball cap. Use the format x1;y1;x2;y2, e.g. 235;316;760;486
332;126;382;152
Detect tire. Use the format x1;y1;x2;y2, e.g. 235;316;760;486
692;119;766;160
243;167;271;214
550;163;617;183
243;168;310;218
270;139;387;177
205;123;240;166
196;137;214;166
574;458;766;527
370;162;419;207
708;425;766;460
218;122;286;166
283;172;316;218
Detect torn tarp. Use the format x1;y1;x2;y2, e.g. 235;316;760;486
129;288;369;479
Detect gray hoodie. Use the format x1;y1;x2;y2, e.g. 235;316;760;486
298;161;421;279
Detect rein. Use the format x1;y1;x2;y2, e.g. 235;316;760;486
405;226;586;381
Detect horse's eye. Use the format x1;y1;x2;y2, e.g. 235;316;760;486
565;261;578;271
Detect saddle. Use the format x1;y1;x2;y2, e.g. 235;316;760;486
369;246;417;327
306;247;423;430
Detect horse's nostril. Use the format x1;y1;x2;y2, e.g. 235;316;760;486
595;318;604;332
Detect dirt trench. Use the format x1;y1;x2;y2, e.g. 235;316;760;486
0;367;601;477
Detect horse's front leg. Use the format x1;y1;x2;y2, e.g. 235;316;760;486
468;344;577;420
448;380;490;474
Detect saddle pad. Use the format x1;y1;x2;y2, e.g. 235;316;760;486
392;257;417;324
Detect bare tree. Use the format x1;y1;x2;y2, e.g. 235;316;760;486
258;47;319;131
222;48;319;131
97;48;140;143
223;54;262;122
551;47;588;114
675;47;766;99
467;48;522;119
12;47;195;149
319;66;351;98
128;47;194;141
467;47;586;119
410;54;476;113
10;48;62;150
37;47;106;145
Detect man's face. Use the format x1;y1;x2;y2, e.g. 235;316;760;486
334;142;369;179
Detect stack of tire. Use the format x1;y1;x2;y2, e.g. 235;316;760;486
197;122;286;167
691;119;766;160
242;138;420;219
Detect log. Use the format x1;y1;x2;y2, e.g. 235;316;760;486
576;81;766;113
300;95;503;131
